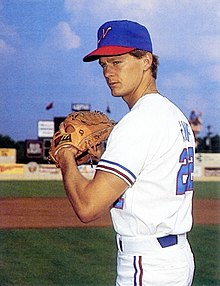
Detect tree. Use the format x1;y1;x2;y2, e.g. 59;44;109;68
197;134;220;153
16;141;26;163
211;135;220;153
0;134;16;148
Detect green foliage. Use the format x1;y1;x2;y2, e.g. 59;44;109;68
197;135;220;153
0;134;16;148
212;135;220;153
16;141;26;163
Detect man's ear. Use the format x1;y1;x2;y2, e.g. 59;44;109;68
143;52;153;70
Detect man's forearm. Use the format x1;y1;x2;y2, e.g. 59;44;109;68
56;148;125;223
57;149;92;222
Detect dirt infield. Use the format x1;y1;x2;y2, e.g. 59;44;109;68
0;197;219;229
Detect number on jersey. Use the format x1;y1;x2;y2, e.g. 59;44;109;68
177;147;194;195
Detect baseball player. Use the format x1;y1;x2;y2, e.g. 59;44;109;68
56;20;195;285
189;110;202;147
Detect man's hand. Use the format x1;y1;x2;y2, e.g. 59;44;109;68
47;111;115;167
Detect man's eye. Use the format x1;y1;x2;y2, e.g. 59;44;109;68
113;61;121;65
100;63;106;69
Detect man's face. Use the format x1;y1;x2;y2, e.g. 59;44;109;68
99;53;147;100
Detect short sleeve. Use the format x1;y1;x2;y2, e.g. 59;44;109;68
96;110;152;186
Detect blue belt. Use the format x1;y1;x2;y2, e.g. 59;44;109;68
157;234;178;248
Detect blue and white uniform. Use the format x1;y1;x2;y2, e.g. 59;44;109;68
96;93;195;286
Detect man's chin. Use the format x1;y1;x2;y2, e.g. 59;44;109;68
111;91;122;97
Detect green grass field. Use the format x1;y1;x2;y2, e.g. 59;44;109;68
0;180;219;199
0;227;116;286
0;180;219;285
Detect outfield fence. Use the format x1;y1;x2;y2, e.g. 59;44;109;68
0;152;219;181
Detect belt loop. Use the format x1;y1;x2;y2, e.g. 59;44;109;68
119;239;123;252
116;235;123;252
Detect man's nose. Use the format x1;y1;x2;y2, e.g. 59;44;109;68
103;64;114;79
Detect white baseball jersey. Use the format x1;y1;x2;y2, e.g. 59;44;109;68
96;93;195;238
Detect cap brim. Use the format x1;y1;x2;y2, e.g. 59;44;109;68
83;46;135;62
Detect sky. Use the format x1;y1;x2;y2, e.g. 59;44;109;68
0;0;219;141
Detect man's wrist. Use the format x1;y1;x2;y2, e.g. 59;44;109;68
56;147;77;167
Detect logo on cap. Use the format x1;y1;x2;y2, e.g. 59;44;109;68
98;27;112;44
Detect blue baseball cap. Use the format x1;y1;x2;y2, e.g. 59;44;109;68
83;20;153;62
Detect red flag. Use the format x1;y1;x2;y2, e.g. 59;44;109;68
46;102;53;110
